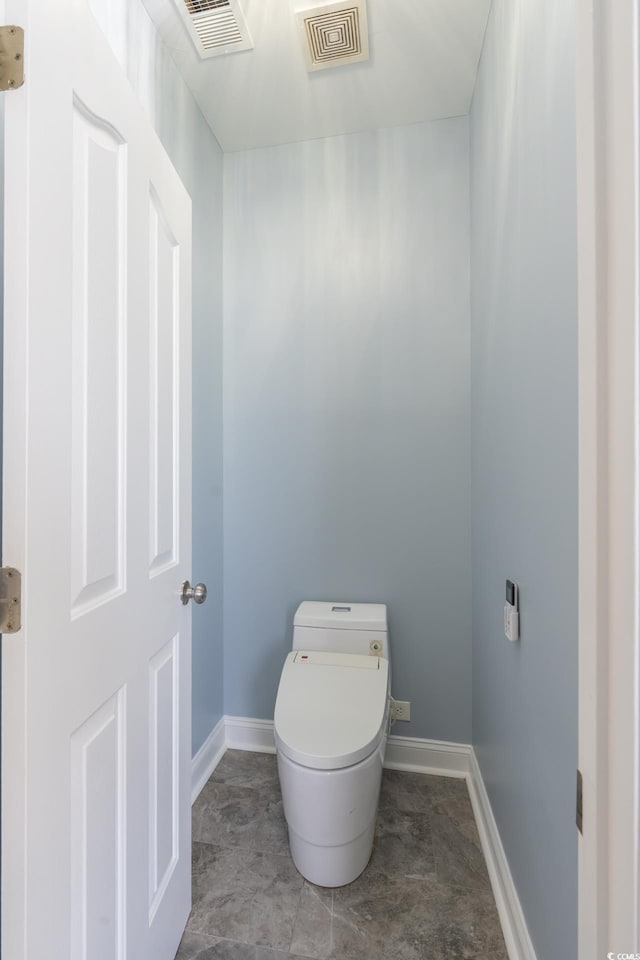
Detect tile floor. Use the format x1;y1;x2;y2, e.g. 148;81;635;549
175;750;508;960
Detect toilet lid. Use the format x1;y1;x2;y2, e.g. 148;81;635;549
274;651;389;770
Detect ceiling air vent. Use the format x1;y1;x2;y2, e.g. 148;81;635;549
297;0;369;72
176;0;253;59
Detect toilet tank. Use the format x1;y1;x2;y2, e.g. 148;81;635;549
292;601;389;660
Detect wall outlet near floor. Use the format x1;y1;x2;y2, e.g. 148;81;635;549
392;700;411;722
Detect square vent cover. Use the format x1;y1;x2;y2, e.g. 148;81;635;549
297;0;369;72
175;0;253;59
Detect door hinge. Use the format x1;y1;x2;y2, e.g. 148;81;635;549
0;567;21;633
0;25;23;91
576;768;583;834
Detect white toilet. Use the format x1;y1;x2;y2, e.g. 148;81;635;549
274;601;391;887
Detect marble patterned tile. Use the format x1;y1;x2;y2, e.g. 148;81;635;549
175;934;259;959
182;767;506;960
429;793;483;850
415;883;508;960
188;842;304;950
175;932;307;960
330;874;444;960
379;770;469;813
368;808;435;881
416;928;483;960
192;781;266;848
430;813;492;893
290;882;334;960
256;949;310;960
253;795;290;856
332;873;506;960
379;769;483;852
175;932;219;960
210;750;281;792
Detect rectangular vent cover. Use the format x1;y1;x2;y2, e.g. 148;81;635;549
297;0;369;72
176;0;253;58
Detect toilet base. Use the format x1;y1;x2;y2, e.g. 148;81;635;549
288;817;377;887
277;743;386;888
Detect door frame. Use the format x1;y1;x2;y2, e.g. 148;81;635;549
577;0;640;955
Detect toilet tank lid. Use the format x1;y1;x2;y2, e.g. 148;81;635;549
294;601;387;632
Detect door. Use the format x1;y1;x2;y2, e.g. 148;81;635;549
577;0;640;956
2;2;193;958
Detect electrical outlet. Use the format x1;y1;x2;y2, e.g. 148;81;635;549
393;700;411;722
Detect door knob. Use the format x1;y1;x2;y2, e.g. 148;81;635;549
181;581;207;605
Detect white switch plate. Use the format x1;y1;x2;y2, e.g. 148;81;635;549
393;700;411;722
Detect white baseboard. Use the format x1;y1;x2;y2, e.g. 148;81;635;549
467;748;538;960
216;716;471;776
190;717;536;960
191;716;225;804
223;715;277;753
190;715;275;803
384;734;471;777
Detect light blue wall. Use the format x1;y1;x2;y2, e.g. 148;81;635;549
470;2;578;959
89;0;224;754
223;119;472;741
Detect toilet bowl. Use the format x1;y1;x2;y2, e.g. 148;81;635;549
274;601;390;887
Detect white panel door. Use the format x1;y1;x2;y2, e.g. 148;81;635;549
2;2;193;959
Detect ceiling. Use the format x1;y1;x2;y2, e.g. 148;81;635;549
142;0;492;153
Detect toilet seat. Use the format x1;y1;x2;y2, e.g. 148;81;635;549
274;650;389;771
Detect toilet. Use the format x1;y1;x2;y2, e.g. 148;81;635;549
274;601;391;887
